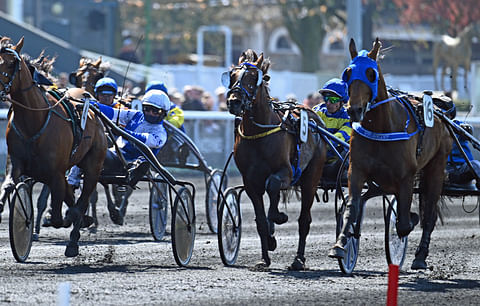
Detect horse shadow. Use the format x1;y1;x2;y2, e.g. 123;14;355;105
401;277;480;293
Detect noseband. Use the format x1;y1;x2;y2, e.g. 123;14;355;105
223;62;263;114
0;47;21;99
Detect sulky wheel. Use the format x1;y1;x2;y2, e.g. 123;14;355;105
218;187;242;266
171;187;195;267
335;195;360;275
384;195;407;268
149;173;169;241
9;182;34;263
205;169;228;234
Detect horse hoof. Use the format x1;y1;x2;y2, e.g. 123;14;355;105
288;256;307;271
328;245;345;259
82;216;95;228
88;226;97;234
397;213;419;238
269;212;288;225
268;236;277;251
32;233;39;241
411;258;427;270
250;260;270;271
108;208;123;225
410;212;420;227
42;216;64;228
65;244;79;257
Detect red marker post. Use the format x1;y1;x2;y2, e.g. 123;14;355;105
387;264;399;306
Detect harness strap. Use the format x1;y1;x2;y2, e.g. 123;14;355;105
237;125;282;140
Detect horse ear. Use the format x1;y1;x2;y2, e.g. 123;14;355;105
349;38;358;59
94;57;102;67
256;53;264;66
368;37;382;60
14;36;24;53
239;51;247;64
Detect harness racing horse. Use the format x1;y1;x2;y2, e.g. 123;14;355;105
329;38;452;269
224;49;327;270
0;37;107;257
432;24;479;93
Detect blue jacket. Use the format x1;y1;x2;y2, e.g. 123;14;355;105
448;120;474;164
95;103;167;161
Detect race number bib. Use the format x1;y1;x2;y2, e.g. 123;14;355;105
423;94;434;128
131;99;142;111
81;98;90;130
300;109;308;143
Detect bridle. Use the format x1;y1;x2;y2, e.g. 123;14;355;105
222;62;263;114
79;63;104;90
0;46;21;99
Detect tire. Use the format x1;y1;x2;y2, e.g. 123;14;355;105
335;196;360;275
9;182;34;263
171;187;195;267
384;195;408;268
149;174;169;241
205;169;228;234
218;187;241;266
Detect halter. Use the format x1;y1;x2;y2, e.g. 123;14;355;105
341;50;378;112
222;62;263;114
0;47;21;99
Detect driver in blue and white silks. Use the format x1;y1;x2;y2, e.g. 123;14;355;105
312;78;352;181
67;89;169;187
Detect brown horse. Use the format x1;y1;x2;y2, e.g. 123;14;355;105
0;37;107;257
329;38;452;270
432;24;479;93
225;49;327;270
68;56;107;95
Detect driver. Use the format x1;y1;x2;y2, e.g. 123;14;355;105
94;77;119;107
313;78;352;181
67;89;169;188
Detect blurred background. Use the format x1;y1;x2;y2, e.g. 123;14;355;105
0;0;479;109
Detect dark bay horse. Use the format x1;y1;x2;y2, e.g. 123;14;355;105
225;49;327;270
329;38;452;269
0;37;107;257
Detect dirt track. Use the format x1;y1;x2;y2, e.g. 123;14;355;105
1;175;480;305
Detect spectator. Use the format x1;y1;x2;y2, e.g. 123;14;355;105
303;92;321;108
214;86;227;111
118;38;140;64
182;85;206;110
202;92;215;111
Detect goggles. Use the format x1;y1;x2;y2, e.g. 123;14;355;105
142;105;163;115
323;96;341;104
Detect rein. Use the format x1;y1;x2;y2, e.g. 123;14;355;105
237;124;283;140
6;90;68;111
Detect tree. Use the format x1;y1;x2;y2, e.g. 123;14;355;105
279;0;346;72
393;0;480;35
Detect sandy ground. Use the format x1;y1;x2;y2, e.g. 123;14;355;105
0;175;480;305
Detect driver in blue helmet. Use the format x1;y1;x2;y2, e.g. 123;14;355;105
68;89;169;189
95;77;119;107
313;78;352;182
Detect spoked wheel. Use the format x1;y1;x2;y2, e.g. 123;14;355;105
218;187;242;266
149;173;169;241
205;169;228;233
335;196;360;275
384;195;407;268
171;187;195;267
9;182;34;263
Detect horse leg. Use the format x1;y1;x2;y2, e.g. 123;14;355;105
105;184;123;225
64;166;100;257
265;169;291;225
329;170;365;259
440;66;446;92
89;186;99;231
34;184;50;240
245;185;272;268
0;155;15;223
117;186;134;223
451;65;458;92
411;164;444;270
395;178;419;238
289;180;317;271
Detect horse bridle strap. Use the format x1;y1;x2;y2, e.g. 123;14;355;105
237;125;283;140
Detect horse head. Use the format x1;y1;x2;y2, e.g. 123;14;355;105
342;38;382;122
222;49;270;116
0;37;24;99
68;57;104;94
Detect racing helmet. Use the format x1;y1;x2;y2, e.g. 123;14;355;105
145;80;168;95
142;89;171;124
94;77;118;96
319;78;349;102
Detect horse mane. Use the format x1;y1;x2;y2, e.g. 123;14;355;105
239;49;271;73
